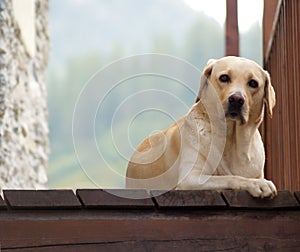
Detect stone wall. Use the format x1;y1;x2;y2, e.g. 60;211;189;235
0;0;49;188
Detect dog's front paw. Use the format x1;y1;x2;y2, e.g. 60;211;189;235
246;179;277;198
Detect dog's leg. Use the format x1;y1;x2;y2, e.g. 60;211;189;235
177;171;277;198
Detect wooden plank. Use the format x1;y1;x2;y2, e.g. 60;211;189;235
0;194;6;209
295;192;300;204
263;0;280;55
76;189;154;209
1;212;300;250
264;0;283;63
3;190;82;210
226;0;239;56
2;243;146;252
4;237;300;252
222;190;300;209
151;190;226;208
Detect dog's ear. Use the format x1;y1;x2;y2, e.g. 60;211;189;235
264;71;276;118
195;59;216;103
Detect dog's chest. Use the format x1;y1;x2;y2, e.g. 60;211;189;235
186;115;212;148
217;140;265;178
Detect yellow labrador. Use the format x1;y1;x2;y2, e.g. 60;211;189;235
126;56;277;198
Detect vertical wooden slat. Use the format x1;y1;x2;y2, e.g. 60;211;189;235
294;0;300;185
286;0;293;189
226;0;239;56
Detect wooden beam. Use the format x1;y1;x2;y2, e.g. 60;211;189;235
263;0;281;59
226;0;239;56
0;190;300;250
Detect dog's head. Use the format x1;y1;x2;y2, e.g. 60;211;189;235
196;56;276;125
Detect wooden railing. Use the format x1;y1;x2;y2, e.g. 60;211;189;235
263;0;300;190
0;189;300;251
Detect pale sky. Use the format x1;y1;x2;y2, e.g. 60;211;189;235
68;0;264;32
183;0;264;32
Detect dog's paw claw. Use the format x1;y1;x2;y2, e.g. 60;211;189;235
247;179;277;198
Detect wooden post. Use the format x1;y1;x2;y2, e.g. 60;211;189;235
226;0;239;56
263;0;279;58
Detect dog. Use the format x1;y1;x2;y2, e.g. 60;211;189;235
126;56;277;198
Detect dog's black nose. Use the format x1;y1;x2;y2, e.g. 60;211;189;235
228;94;245;108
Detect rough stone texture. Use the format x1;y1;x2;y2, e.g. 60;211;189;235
0;0;49;189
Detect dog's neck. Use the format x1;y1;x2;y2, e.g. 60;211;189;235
193;100;262;160
226;119;259;160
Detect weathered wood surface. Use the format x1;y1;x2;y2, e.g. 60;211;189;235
223;190;299;209
4;190;81;209
295;191;300;203
263;0;300;191
77;189;154;209
0;194;6;209
263;0;281;55
152;190;226;208
0;189;300;251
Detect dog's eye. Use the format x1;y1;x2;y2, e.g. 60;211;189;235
248;79;259;88
219;74;230;83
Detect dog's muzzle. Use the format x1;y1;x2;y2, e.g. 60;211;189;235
226;93;245;120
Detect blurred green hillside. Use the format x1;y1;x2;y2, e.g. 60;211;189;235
47;0;262;189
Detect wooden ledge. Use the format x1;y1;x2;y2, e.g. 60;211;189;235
0;189;299;211
3;190;82;210
152;190;226;208
0;189;300;251
295;191;300;204
77;189;154;209
222;190;299;209
0;194;6;209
